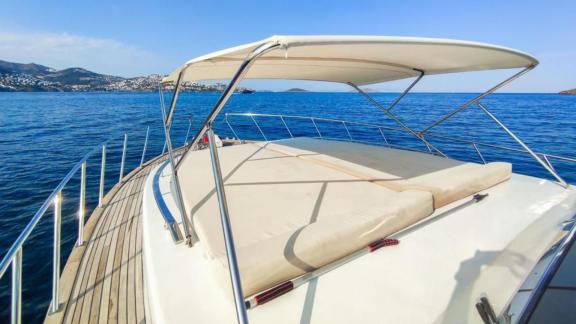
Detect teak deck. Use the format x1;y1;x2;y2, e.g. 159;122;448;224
45;159;160;324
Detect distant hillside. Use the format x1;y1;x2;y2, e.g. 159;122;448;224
0;59;255;92
285;88;308;92
560;88;576;95
0;60;55;76
42;67;124;86
0;60;134;91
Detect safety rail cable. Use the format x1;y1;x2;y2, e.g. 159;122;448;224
224;112;575;183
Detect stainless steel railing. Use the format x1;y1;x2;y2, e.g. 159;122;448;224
0;129;155;324
224;112;576;184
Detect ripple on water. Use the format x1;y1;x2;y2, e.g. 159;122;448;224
0;92;575;323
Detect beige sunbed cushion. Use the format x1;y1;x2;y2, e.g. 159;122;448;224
235;187;432;295
260;138;512;208
177;142;433;296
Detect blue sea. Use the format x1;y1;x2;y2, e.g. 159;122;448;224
0;91;575;322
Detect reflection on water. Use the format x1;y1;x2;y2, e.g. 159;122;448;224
0;92;575;322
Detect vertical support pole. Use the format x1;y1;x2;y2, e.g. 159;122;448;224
251;115;267;141
11;249;22;324
51;191;62;313
280;116;293;138
165;70;185;129
207;126;249;324
99;144;106;208
78;161;86;246
119;133;128;182
476;102;567;187
225;114;240;140
140;126;149;167
159;84;194;244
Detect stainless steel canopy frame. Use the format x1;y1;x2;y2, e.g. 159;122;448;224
174;41;282;169
476;101;567;187
347;79;447;157
348;66;568;187
158;84;195;245
158;42;567;324
418;66;535;135
160;41;281;324
207;125;249;324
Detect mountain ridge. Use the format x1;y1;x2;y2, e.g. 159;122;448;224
0;59;254;92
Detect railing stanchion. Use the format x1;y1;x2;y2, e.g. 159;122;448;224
280;116;293;138
11;248;22;324
119;133;128;182
51;191;62;313
184;117;192;145
99;144;106;207
311;118;322;138
343;121;353;140
378;127;391;147
251;115;268;141
472;143;486;164
78;161;86;246
542;154;557;173
225;114;240;140
140;126;149;167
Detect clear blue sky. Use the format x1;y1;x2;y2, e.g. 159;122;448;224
0;0;574;92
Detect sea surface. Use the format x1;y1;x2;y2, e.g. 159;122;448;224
0;91;575;323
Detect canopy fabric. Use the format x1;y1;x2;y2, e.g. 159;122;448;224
163;35;538;85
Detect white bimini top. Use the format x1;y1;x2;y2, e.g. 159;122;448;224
164;35;538;85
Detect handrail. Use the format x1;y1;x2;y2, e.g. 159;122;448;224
224;112;575;184
0;129;152;324
516;213;576;323
0;139;111;277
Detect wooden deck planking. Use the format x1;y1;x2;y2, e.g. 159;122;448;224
45;159;159;324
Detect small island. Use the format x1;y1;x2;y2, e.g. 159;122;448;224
560;89;576;95
285;88;309;92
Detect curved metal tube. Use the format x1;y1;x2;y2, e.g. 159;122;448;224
0;136;117;278
159;87;195;244
477;101;568;187
207;126;249;324
386;69;424;112
176;41;282;170
347;82;447;157
418;66;535;135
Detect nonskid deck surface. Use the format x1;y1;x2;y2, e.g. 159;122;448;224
45;160;160;324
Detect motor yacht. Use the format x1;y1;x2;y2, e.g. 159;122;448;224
1;35;575;324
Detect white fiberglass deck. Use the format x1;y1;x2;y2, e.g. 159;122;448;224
143;139;576;324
